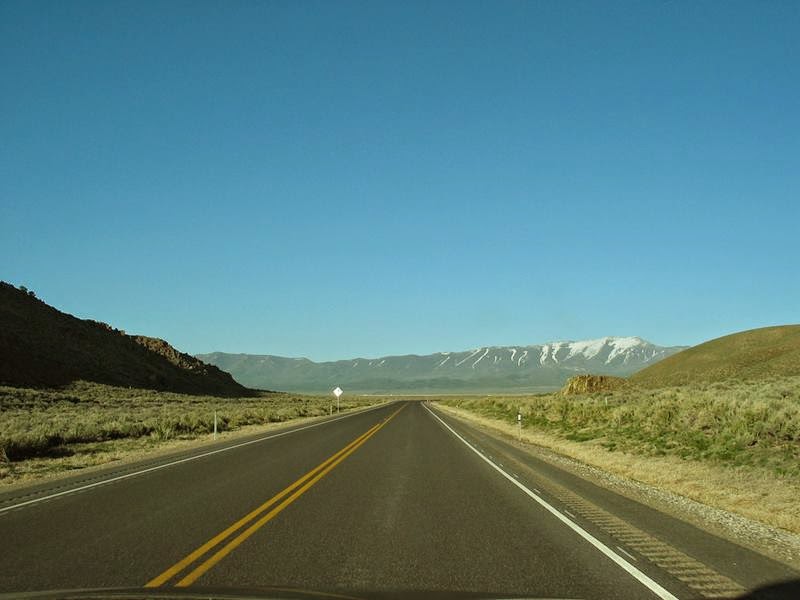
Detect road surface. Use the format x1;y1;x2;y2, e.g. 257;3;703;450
1;401;798;599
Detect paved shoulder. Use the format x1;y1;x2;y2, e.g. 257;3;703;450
427;402;800;600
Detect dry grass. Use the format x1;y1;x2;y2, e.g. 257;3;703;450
630;324;800;387
436;376;800;534
0;381;385;485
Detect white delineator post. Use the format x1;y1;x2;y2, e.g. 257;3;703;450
517;411;522;441
213;410;218;440
333;387;343;414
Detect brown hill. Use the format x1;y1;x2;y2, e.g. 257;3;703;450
560;374;626;395
0;282;255;397
629;325;800;388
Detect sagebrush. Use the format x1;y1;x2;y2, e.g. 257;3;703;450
0;381;379;463
439;376;800;477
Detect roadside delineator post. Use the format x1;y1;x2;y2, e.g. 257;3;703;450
213;410;217;440
333;386;343;414
517;410;522;441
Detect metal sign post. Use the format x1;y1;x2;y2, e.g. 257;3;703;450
333;387;343;413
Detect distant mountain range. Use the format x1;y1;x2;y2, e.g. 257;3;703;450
199;337;687;393
6;279;795;396
0;282;253;397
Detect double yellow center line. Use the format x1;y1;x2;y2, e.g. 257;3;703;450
146;404;405;588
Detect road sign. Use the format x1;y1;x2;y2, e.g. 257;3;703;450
333;387;343;398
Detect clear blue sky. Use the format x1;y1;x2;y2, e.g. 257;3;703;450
2;1;798;361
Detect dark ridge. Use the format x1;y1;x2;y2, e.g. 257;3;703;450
0;281;256;397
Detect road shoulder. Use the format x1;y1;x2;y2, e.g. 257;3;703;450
432;401;800;572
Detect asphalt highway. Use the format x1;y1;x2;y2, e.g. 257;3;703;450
2;401;798;599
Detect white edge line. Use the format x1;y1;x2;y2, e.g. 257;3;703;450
0;401;395;514
618;546;639;562
422;404;679;600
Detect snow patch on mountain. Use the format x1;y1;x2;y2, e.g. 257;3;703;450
565;338;607;360
518;349;528;366
472;348;489;368
455;348;481;367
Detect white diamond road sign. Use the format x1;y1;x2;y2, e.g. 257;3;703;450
333;387;343;398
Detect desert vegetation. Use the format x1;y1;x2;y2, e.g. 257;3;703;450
0;381;383;482
439;376;800;478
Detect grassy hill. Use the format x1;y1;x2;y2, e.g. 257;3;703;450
0;282;254;397
630;325;800;387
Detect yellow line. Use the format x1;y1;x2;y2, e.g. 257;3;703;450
175;405;405;587
145;404;404;588
145;420;383;587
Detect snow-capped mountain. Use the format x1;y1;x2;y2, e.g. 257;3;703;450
199;337;686;393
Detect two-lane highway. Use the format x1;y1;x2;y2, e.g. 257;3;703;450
3;401;798;599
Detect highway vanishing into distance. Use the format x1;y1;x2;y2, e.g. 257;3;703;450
2;401;799;599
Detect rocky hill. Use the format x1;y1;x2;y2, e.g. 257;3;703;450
560;374;626;395
0;282;254;397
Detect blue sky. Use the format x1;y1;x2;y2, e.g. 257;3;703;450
2;1;798;361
